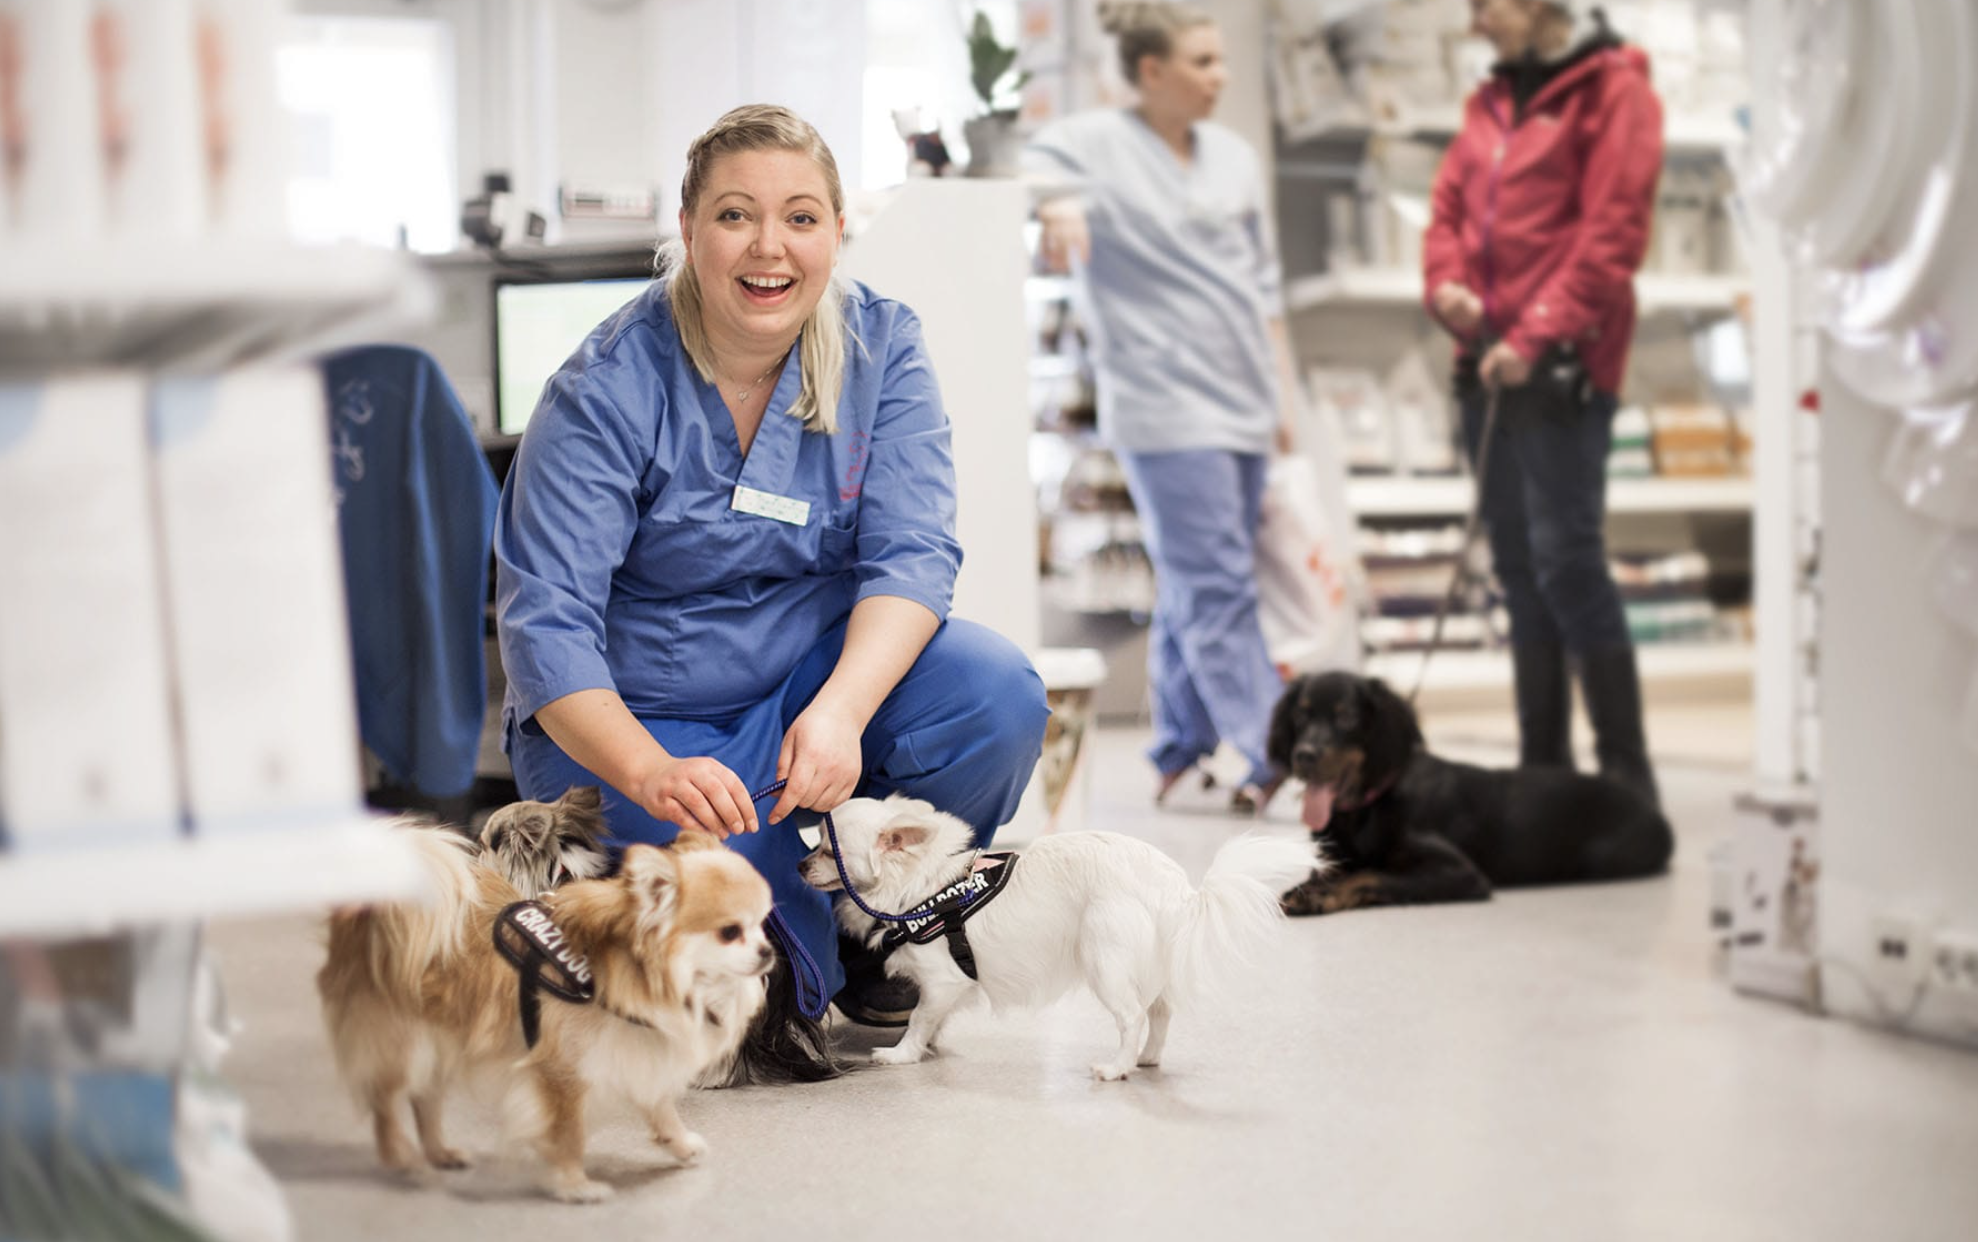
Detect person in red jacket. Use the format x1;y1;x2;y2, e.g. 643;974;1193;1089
1423;0;1664;805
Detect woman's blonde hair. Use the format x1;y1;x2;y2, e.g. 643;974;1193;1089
659;104;852;434
1097;1;1214;85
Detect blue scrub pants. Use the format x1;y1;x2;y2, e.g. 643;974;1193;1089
1460;392;1633;651
506;615;1048;1018
1115;448;1281;788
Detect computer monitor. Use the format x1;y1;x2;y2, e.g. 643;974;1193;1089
493;276;653;435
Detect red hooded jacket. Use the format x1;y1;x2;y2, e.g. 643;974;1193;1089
1422;42;1664;393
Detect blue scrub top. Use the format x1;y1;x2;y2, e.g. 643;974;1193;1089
495;279;961;732
1023;109;1283;456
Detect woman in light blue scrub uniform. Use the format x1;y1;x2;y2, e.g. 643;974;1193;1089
1024;2;1301;814
495;105;1048;1068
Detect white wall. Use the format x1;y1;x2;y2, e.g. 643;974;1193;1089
552;0;660;201
1816;376;1978;1044
649;0;868;226
1205;0;1276;212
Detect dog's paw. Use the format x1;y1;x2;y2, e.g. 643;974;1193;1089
545;1173;614;1204
383;1162;439;1189
422;1146;472;1172
871;1043;927;1066
658;1130;708;1166
1090;1062;1134;1082
1280;873;1332;917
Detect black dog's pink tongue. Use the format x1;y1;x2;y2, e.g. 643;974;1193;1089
1301;783;1336;832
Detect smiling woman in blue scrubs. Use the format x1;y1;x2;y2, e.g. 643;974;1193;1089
494;105;1048;1074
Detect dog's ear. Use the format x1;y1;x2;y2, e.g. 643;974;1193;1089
556;785;604;816
666;828;723;855
877;824;933;854
619;843;682;919
1358;677;1424;773
1267;675;1309;768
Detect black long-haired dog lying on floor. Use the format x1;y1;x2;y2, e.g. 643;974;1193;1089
1269;671;1673;915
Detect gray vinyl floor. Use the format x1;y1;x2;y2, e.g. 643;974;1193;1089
207;707;1978;1242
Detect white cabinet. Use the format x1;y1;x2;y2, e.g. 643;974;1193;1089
0;242;433;940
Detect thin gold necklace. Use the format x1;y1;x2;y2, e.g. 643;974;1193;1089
721;359;781;403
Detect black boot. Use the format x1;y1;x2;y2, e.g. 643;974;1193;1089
832;933;918;1028
1510;642;1573;769
1575;645;1659;807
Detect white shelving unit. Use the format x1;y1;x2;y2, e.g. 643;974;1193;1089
1341;107;1743;155
1287;266;1748;317
1368;640;1755;693
0;240;434;939
1348;474;1752;517
1279;64;1754;699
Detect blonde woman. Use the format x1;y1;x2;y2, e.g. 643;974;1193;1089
496;105;1048;1069
1024;2;1300;814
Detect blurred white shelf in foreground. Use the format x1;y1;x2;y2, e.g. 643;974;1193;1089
1366;641;1755;694
0;240;432;371
1287;268;1747;317
0;816;430;940
1349;475;1753;517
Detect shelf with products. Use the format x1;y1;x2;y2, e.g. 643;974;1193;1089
1366;639;1755;694
1271;1;1755;696
1349;473;1752;517
1283;108;1745;159
1285;268;1749;318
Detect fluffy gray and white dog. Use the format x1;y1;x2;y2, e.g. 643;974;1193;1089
475;786;612;898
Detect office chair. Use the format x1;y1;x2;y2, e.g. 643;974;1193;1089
322;344;503;826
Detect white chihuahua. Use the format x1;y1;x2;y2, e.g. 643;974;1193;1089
800;794;1321;1081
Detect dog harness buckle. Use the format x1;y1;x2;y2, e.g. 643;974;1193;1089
876;852;1018;981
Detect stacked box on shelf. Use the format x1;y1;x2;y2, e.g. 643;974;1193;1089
1651;402;1742;476
1310;359;1459;477
1614;549;1718;645
1359;524;1497;652
1360;0;1472;125
1609;404;1657;478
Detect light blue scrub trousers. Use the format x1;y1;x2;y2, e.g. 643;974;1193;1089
1116;448;1282;788
506;616;1048;1018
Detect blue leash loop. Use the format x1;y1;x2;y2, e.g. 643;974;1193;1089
749;780;919;925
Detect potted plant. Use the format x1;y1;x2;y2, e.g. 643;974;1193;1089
962;9;1028;177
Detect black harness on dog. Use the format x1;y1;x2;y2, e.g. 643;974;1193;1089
494;900;660;1047
874;852;1019;981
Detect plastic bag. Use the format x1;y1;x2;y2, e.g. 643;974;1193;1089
1255;454;1360;677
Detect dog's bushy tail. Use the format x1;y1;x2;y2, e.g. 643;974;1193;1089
324;822;488;1006
1167;834;1324;1007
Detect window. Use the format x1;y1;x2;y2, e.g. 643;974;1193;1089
278;15;457;251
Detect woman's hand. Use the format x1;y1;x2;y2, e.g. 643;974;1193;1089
1479;340;1533;389
1432;281;1484;336
769;700;865;826
1037;198;1091;273
625;754;759;838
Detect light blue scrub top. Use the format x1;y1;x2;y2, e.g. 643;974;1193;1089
495;280;960;733
1023;109;1284;456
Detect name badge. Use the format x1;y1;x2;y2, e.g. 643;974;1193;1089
730;485;811;526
